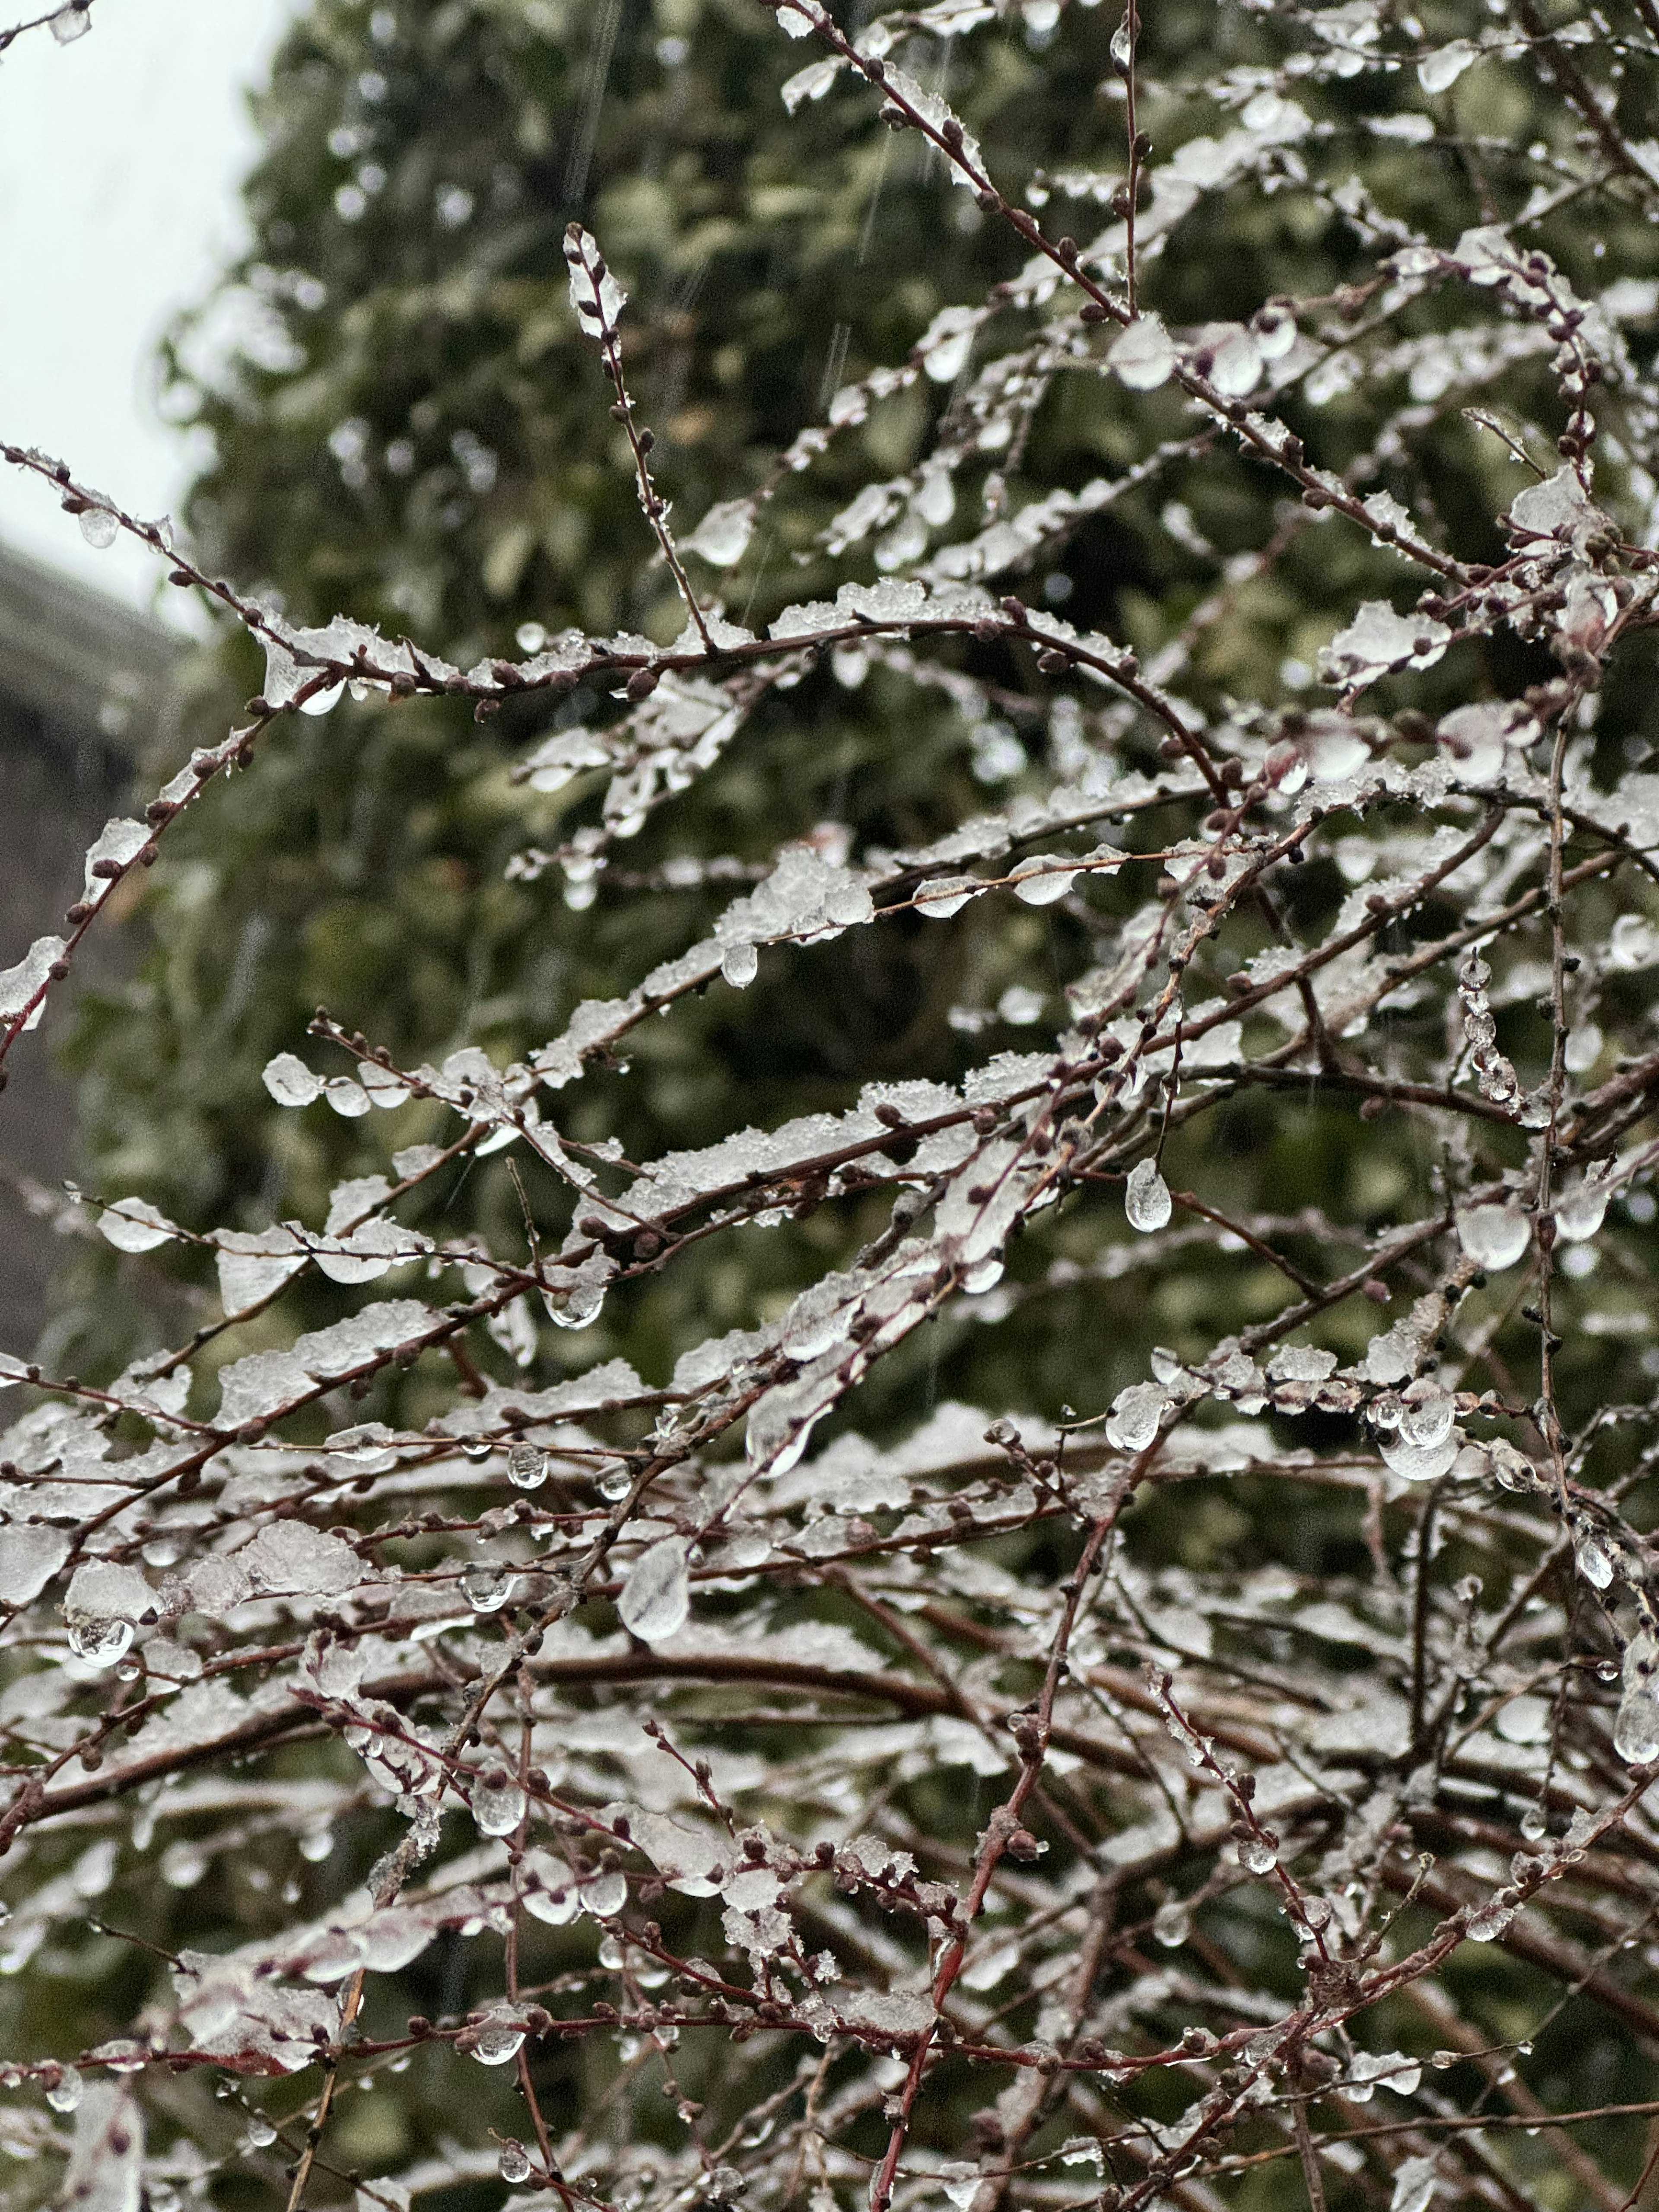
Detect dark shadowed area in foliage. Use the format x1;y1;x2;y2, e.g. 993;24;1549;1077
5;3;1659;2212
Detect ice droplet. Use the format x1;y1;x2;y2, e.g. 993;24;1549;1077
468;2012;528;2066
1011;855;1079;906
1399;1379;1454;1449
499;2142;533;2184
1107;313;1176;391
1417;39;1477;92
1455;1203;1529;1270
523;1884;577;1926
263;1052;322;1108
45;2067;83;2114
50;2;90;41
241;2116;278;2150
1465;1895;1517;1942
1378;1429;1459;1483
471;1769;528;1838
1105;1380;1167;1452
507;1441;548;1490
1555;1175;1610;1243
1125;1159;1172;1233
1576;1534;1615;1590
618;1536;690;1643
685;499;755;567
1390;2155;1439;2212
1519;1805;1548;1841
97;1197;179;1254
578;1868;629;1918
914;875;982;918
1109;16;1132;69
1615;1634;1659;1764
721;941;760;989
1238;1835;1278;1875
78;505;119;549
1151;1897;1189;1947
461;1564;518;1613
67;1617;136;1669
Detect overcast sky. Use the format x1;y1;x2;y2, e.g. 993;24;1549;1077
0;0;298;615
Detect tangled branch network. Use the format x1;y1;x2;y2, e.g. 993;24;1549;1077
8;0;1659;2209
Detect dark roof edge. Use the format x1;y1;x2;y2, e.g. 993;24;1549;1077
0;537;188;751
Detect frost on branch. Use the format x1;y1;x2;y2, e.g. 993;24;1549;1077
12;0;1659;2208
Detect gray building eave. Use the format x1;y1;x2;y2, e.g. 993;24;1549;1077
0;536;185;753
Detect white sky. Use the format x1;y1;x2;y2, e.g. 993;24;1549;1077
0;0;298;615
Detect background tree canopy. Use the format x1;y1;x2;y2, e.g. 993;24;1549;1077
5;0;1659;2210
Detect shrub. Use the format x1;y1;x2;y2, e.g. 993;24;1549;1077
5;4;1659;2212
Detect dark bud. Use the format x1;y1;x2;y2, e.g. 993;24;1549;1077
90;858;123;880
1080;301;1109;324
65;901;92;923
626;667;661;702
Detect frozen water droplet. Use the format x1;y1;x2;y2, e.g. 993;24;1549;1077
579;1868;629;1918
468;2012;528;2066
1399;1380;1454;1449
499;2142;533;2185
1465;1896;1516;1942
1556;1176;1610;1243
1108;312;1175;391
67;1617;134;1669
721;941;759;989
507;1442;547;1491
241;2116;278;2150
597;1466;631;1502
50;2;90;41
685;499;755;567
1238;1835;1278;1875
1576;1534;1615;1589
1104;1380;1167;1452
1417;39;1477;92
1455;1204;1529;1270
618;1536;690;1643
263;1052;322;1108
1151;1897;1189;1947
913;876;982;919
1390;2155;1439;2212
1109;16;1132;68
1379;1428;1459;1483
1011;855;1079;906
1616;1634;1659;1763
472;1769;528;1837
1519;1805;1547;1841
1125;1159;1172;1233
461;1564;518;1613
45;2067;82;2114
523;1883;577;1926
161;1841;207;1888
78;505;118;550
299;1824;334;1862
